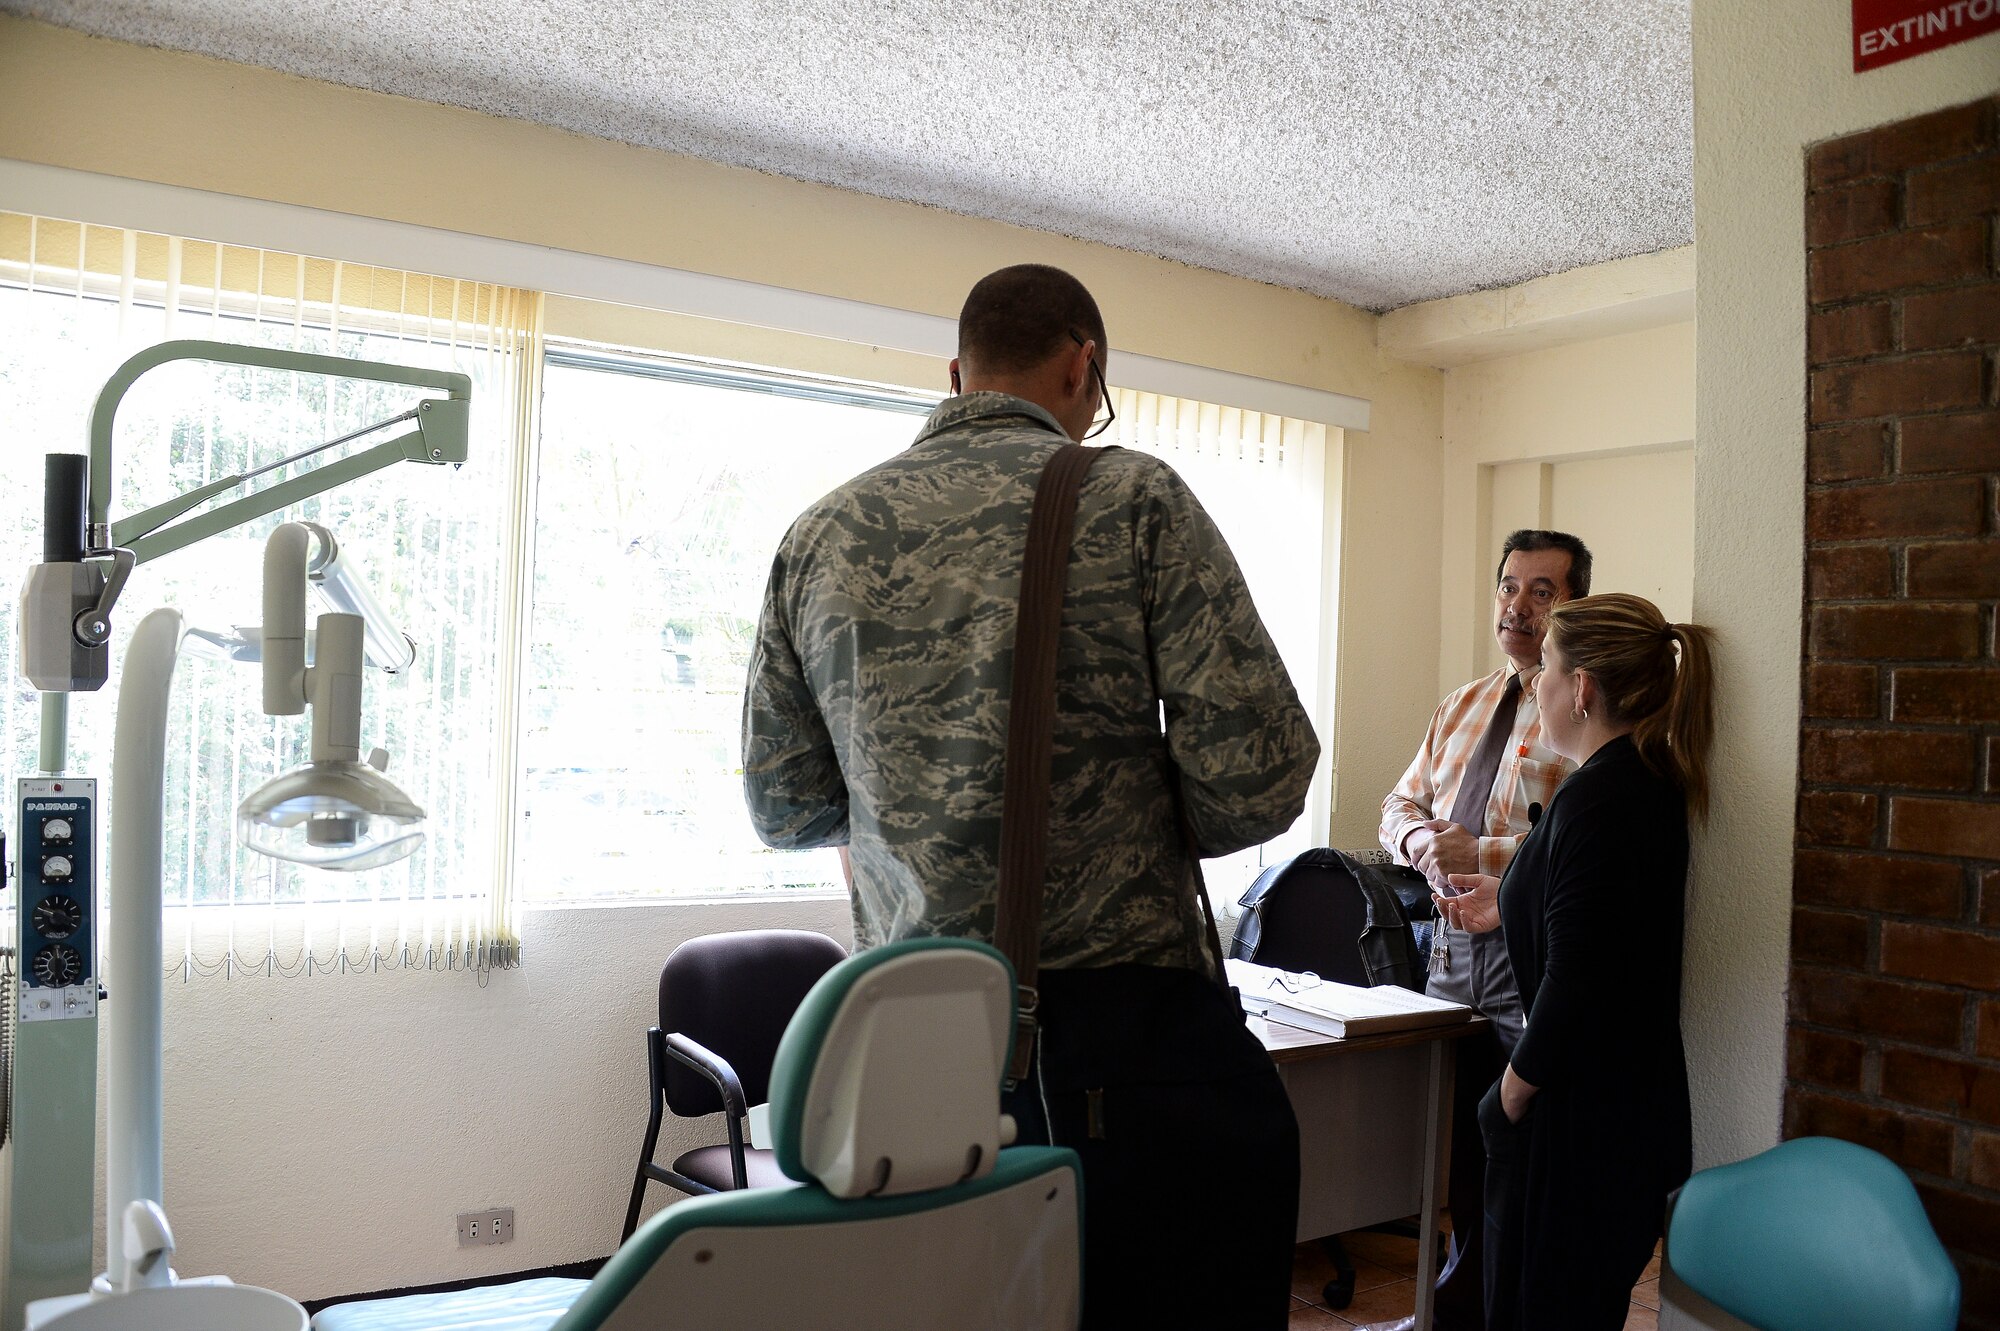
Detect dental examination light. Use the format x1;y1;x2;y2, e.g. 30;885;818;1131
234;522;426;871
6;341;469;1331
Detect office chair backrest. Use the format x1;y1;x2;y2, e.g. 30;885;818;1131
656;928;846;1116
551;938;1082;1331
1665;1136;1960;1331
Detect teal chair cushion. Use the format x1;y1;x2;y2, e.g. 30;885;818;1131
1668;1137;1959;1331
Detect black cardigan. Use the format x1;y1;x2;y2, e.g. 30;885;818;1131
1487;737;1695;1331
1501;733;1690;1104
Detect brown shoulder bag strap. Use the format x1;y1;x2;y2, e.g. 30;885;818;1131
994;444;1230;1085
994;443;1102;1011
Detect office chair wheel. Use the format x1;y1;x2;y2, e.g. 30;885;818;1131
1316;1235;1357;1309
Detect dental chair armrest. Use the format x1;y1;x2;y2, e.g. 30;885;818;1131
663;1032;750;1123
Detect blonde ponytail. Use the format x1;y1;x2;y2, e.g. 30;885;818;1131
1546;595;1718;821
1631;622;1715;820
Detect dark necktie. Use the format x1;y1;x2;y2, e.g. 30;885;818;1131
1446;672;1523;836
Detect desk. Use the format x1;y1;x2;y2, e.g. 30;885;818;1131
1252;1014;1492;1331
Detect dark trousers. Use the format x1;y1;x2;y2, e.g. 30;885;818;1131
1003;965;1301;1331
1432;1025;1509;1331
1480;1081;1669;1331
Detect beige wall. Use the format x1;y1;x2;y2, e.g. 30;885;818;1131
1550;452;1696;620
1470;450;1695;677
0;16;1444;1295
1437;321;1697;687
152;898;857;1298
1688;2;1999;1173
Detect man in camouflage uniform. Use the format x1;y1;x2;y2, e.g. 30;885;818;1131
743;264;1318;1328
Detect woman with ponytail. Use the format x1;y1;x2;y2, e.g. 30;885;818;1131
1433;592;1714;1330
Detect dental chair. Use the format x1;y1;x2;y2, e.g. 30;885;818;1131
313;938;1082;1331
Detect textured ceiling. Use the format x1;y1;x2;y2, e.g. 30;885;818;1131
6;0;1693;311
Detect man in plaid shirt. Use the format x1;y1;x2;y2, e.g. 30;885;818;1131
1363;528;1591;1331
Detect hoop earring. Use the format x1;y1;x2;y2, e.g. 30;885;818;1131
1571;707;1588;723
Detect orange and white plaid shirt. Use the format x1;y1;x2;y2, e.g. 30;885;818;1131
1380;665;1574;879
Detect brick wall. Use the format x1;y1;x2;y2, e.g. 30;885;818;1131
1792;94;2000;1327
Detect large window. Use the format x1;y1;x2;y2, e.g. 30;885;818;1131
518;349;933;900
3;211;1337;955
516;355;1337;905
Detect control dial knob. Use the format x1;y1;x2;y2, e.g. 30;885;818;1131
32;943;85;988
32;893;83;940
41;817;75;842
41;854;75;881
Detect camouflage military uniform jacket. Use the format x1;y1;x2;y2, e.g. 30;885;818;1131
742;392;1319;972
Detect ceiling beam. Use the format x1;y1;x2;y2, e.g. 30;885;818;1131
1377;246;1694;369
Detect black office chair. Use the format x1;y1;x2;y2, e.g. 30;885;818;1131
621;928;848;1241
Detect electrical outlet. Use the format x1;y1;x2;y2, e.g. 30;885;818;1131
456;1207;515;1247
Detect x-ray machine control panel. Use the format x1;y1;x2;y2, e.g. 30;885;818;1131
16;777;98;1023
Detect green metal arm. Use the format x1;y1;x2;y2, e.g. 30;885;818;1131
87;340;471;559
114;409;461;564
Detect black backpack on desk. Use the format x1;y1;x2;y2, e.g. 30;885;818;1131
1230;848;1430;993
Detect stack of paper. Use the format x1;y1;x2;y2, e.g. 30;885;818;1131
1226;959;1473;1038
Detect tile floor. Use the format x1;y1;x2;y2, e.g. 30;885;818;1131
1288;1228;1663;1329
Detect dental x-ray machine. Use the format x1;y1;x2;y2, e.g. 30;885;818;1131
4;341;469;1331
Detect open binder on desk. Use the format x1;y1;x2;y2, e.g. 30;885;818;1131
1226;959;1473;1038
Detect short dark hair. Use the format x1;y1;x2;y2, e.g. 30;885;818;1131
957;265;1107;375
1497;529;1593;599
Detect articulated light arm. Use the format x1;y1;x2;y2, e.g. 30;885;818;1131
24;339;469;766
89;339;470;567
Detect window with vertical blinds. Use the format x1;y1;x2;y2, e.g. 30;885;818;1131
0;212;535;975
1105;386;1337;893
0;208;1342;965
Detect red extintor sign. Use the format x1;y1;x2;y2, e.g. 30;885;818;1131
1853;0;2000;69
